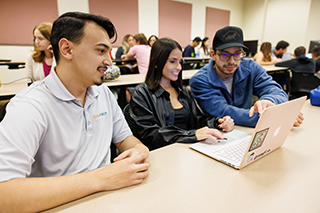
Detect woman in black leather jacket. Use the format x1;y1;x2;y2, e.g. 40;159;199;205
128;38;234;151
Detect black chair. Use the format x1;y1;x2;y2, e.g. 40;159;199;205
123;104;136;136
289;71;320;99
111;104;137;162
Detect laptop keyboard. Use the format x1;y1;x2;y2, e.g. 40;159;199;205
212;136;251;162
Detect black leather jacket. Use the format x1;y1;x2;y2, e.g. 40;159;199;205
129;83;221;151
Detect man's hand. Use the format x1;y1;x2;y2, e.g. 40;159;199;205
99;149;150;191
249;100;275;117
293;112;304;127
218;116;234;132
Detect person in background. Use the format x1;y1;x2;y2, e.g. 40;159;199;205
312;45;320;73
128;38;234;151
270;40;291;89
148;35;158;47
198;37;211;58
26;22;54;81
190;26;304;128
276;46;315;73
183;36;201;57
253;42;278;65
115;34;135;59
0;12;150;212
115;34;138;74
272;40;290;59
122;33;151;74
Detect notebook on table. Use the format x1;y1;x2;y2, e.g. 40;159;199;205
190;96;306;169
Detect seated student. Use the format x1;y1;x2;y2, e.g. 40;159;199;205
26;22;54;81
311;45;320;73
115;34;138;74
198;37;211;58
0;12;150;212
271;40;291;87
128;38;234;151
148;35;158;47
116;34;135;58
190;26;304;128
275;46;315;73
183;36;201;57
272;40;290;59
253;42;278;65
122;33;151;74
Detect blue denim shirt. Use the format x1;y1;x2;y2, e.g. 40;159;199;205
190;58;288;127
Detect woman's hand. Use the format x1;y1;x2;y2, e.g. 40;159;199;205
195;126;224;142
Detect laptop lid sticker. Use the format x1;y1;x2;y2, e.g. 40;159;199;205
248;127;269;152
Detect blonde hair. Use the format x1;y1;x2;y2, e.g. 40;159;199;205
122;34;132;54
32;22;52;63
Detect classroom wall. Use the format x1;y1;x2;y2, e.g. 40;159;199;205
0;0;319;83
243;0;317;54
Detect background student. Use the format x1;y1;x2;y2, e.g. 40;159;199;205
122;33;151;74
115;34;138;74
26;22;54;81
198;37;211;58
0;12;150;212
271;40;291;87
128;38;234;151
275;46;315;73
253;42;278;65
148;35;158;47
183;36;201;57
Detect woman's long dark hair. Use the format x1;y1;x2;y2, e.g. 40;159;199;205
145;38;183;90
201;37;209;55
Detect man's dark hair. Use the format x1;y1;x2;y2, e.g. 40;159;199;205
50;12;117;64
145;38;183;90
193;37;201;42
275;40;289;50
294;46;306;57
312;45;320;57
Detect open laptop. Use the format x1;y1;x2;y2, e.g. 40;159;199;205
190;96;306;169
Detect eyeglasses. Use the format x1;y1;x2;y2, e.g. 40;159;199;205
216;51;246;61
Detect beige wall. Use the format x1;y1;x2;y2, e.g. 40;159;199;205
243;0;318;54
0;0;319;83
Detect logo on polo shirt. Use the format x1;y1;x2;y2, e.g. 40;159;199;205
93;111;107;119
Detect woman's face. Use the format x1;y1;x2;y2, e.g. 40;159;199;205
127;36;135;47
161;48;182;83
33;29;50;51
149;36;157;47
204;39;209;48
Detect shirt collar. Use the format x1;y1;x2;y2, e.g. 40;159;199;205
44;69;100;102
154;84;185;98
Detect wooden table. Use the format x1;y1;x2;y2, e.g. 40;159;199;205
0;82;28;100
45;100;320;213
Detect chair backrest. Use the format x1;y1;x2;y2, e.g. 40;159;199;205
123;104;136;136
290;72;320;99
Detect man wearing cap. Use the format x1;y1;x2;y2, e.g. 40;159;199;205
190;26;303;127
183;36;202;57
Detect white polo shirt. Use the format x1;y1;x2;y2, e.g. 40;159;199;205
0;70;132;181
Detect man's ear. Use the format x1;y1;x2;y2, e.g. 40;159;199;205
59;38;73;60
211;50;216;61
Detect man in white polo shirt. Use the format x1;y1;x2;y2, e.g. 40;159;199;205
0;12;150;212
